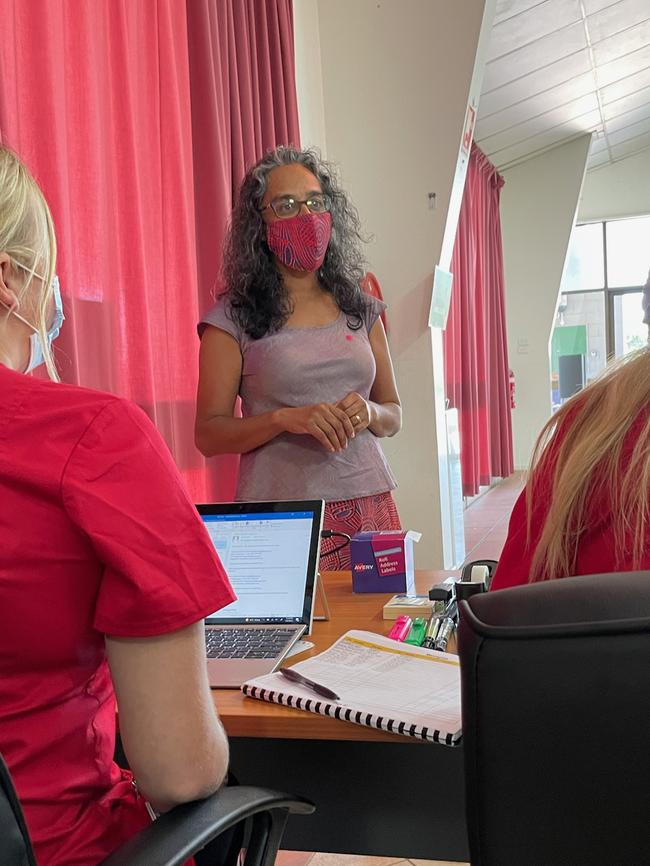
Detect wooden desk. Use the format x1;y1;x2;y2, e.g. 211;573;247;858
214;569;455;741
221;570;469;861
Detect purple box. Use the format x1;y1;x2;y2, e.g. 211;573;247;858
350;530;421;594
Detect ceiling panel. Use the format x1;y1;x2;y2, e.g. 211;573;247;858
587;149;611;168
586;136;609;169
479;50;592;116
604;98;650;130
488;0;582;59
477;0;650;170
586;0;650;43
603;85;650;119
599;65;650;103
478;93;600;151
607;114;650;143
582;0;623;14
482;21;586;92
591;19;650;66
483;111;601;166
596;43;650;86
494;0;549;26
610;130;650;157
589;134;609;153
476;71;597;137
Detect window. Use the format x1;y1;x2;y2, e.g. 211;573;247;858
606;216;650;289
612;292;647;356
551;215;649;408
551;293;606;410
561;223;604;292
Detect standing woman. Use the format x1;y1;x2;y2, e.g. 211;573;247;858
196;147;402;568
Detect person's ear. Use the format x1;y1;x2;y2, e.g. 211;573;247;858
0;253;20;312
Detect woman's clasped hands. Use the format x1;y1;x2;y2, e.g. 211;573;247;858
277;391;372;452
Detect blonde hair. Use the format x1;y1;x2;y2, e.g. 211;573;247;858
527;348;650;581
0;145;58;380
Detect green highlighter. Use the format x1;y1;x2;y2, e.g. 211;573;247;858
405;617;427;646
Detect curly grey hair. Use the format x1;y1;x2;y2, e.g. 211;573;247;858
221;146;368;339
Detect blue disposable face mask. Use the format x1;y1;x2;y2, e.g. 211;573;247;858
24;275;64;372
3;269;65;372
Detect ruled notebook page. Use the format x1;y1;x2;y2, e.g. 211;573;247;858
242;629;462;741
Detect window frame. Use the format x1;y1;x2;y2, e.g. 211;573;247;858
567;217;648;358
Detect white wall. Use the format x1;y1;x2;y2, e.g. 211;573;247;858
294;0;495;567
579;149;650;222
293;0;327;155
501;134;592;469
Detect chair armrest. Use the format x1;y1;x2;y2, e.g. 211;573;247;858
98;786;315;866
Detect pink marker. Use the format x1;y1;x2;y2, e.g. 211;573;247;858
387;615;412;642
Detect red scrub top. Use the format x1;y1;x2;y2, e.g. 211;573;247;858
0;364;235;866
491;413;650;591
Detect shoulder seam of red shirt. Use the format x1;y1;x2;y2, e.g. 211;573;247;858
58;396;122;499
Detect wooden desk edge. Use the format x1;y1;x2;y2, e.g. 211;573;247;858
220;698;425;744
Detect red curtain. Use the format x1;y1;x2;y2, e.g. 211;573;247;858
0;0;206;494
444;144;513;497
187;0;301;500
0;0;300;503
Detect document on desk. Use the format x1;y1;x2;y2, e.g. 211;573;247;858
242;629;462;744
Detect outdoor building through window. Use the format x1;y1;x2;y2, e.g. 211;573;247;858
550;215;650;410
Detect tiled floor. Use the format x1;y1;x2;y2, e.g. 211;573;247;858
463;471;525;564
274;475;525;866
276;856;467;866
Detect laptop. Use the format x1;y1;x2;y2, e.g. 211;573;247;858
197;500;324;688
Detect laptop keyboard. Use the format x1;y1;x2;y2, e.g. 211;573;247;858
205;628;298;660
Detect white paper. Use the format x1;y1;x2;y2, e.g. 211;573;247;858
244;629;462;739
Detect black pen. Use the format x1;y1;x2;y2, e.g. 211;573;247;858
279;667;341;701
443;599;458;623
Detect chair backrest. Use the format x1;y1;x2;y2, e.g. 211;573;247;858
0;753;37;866
457;571;650;866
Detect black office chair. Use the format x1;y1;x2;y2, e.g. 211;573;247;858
457;570;650;866
0;751;314;866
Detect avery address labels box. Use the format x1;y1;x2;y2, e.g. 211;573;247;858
351;530;421;594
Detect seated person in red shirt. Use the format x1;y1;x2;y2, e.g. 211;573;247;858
0;146;236;865
492;347;650;590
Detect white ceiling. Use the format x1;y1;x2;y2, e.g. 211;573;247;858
475;0;650;172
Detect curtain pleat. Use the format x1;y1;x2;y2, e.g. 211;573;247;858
444;144;514;497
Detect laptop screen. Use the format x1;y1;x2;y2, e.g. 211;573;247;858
197;500;324;625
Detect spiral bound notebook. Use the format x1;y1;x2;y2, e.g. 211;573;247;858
241;629;462;745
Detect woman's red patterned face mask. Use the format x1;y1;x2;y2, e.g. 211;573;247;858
266;211;332;272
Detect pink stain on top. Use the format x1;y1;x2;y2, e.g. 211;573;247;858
345;334;353;341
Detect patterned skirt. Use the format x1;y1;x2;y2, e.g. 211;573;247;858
319;490;401;571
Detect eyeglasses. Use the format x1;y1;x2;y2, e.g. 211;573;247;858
261;194;331;220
